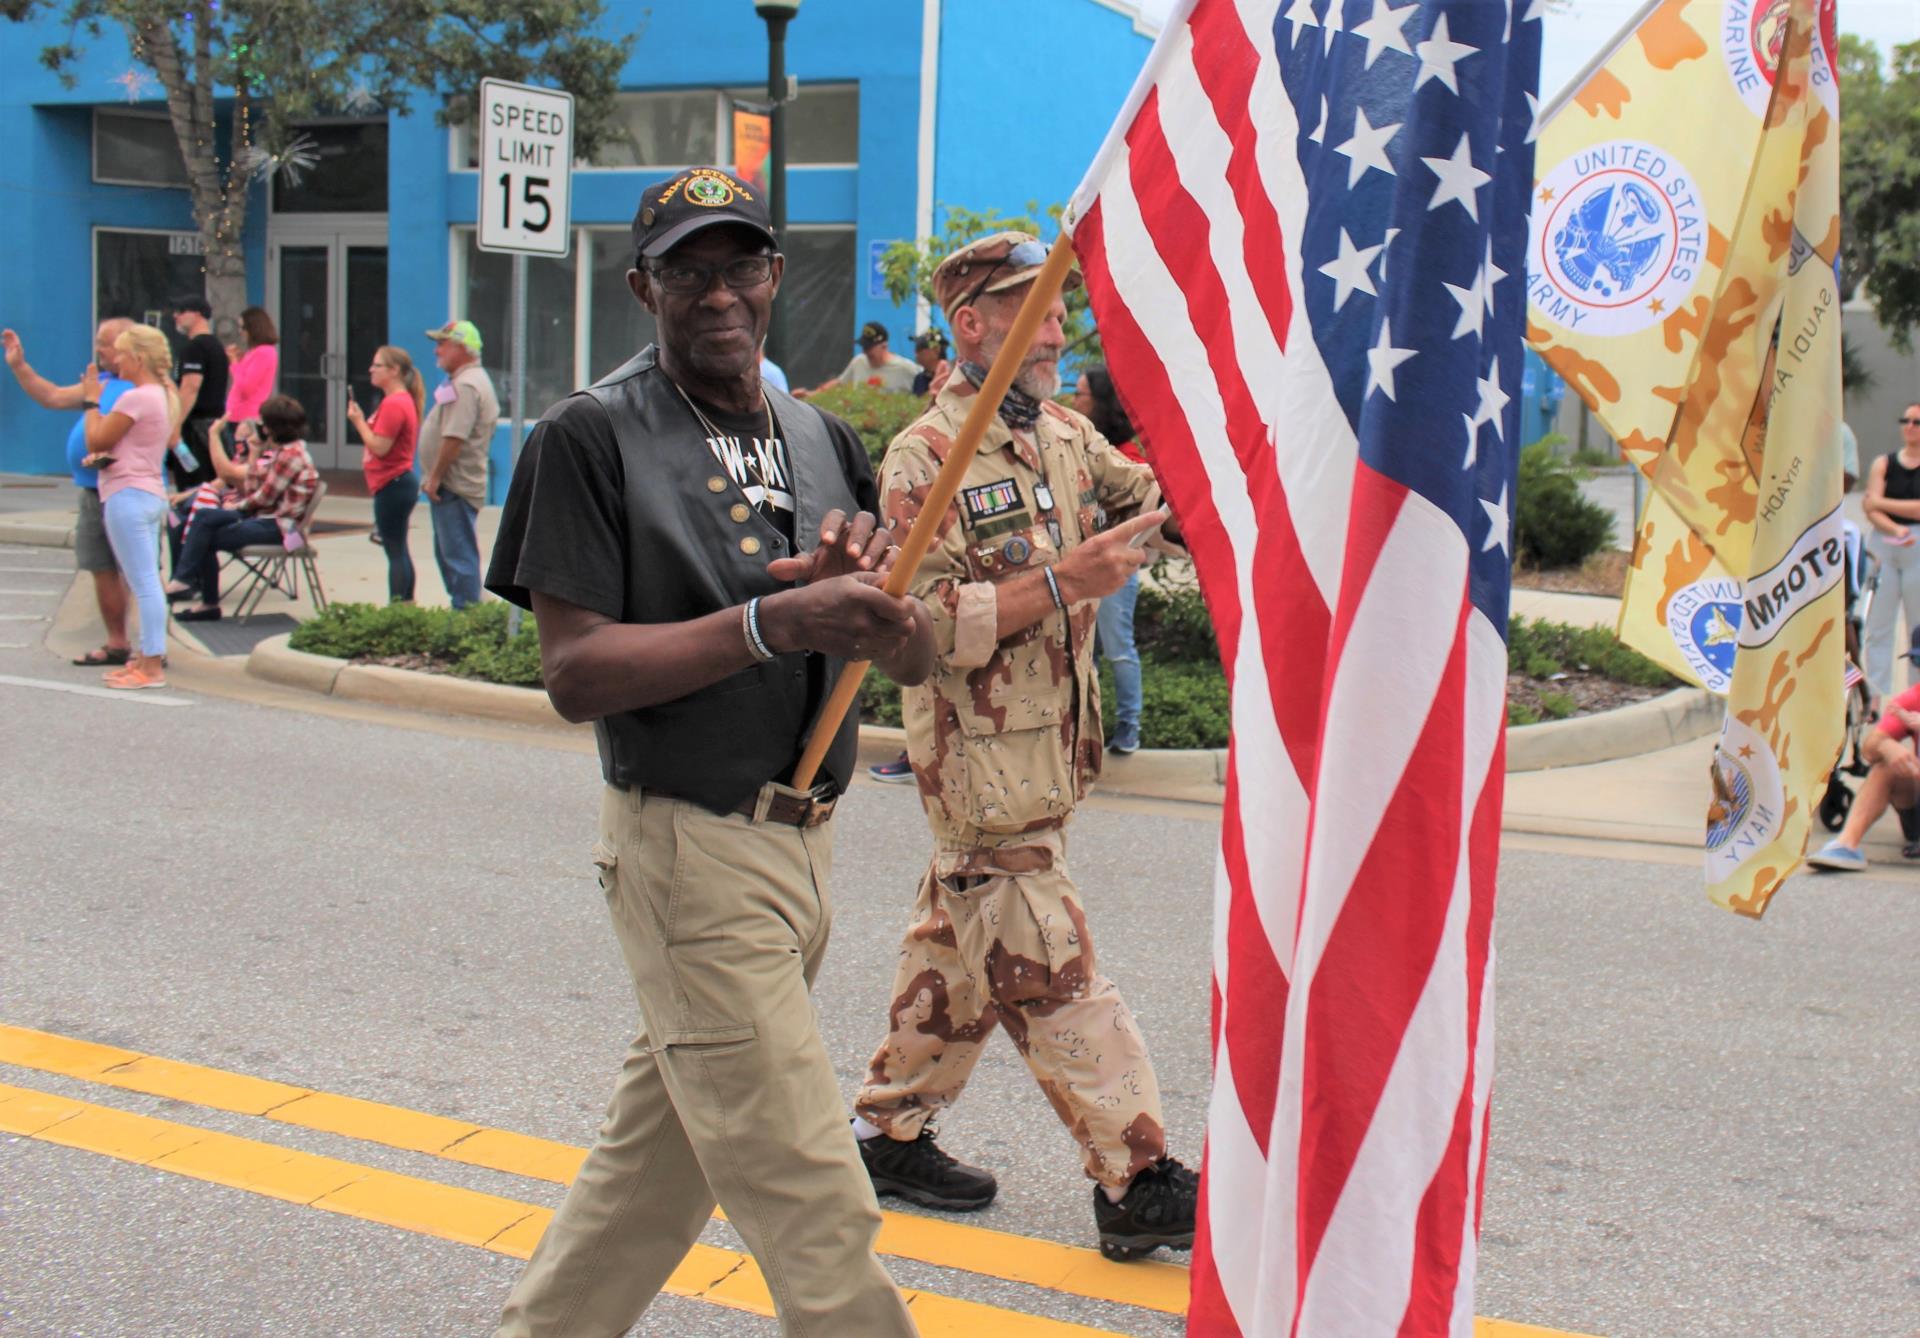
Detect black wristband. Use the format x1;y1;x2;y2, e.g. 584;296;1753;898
82;400;99;410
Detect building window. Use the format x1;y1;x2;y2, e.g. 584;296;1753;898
454;230;578;421
454;85;858;171
454;224;857;411
94;229;206;353
272;121;389;214
93;110;189;188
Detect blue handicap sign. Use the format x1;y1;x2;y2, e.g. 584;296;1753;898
867;240;894;300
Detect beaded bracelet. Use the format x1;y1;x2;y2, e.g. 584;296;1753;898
743;596;776;662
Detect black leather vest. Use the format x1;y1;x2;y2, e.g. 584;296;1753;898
582;347;861;812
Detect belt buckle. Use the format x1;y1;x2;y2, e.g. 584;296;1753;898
803;784;837;827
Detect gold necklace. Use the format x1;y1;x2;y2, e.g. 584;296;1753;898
674;380;778;497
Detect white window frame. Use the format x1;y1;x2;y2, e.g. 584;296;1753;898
448;83;860;174
92;108;189;189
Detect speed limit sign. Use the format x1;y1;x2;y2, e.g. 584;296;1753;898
478;78;574;257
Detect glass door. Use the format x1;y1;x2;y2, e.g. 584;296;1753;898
269;226;388;472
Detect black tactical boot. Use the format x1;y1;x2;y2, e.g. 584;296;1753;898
858;1124;998;1211
1094;1157;1199;1261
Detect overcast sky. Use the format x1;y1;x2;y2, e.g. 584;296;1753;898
1124;0;1919;103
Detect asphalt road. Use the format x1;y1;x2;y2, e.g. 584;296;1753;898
1;542;1915;1338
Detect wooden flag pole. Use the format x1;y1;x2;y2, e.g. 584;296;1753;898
790;234;1080;792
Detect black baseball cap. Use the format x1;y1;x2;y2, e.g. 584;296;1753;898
859;321;889;349
914;328;948;351
632;168;776;261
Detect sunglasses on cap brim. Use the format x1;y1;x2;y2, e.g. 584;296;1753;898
960;240;1051;309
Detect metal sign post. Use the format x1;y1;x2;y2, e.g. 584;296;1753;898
478;77;573;634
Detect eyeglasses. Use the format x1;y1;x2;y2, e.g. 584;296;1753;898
1901;417;1920;426
959;240;1050;310
646;254;775;296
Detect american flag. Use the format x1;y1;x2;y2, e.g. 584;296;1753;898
1065;1;1539;1332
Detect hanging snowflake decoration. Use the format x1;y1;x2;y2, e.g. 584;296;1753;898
342;77;381;116
236;131;321;188
110;68;155;102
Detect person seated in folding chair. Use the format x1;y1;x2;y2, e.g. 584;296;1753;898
165;394;318;622
1809;626;1920;872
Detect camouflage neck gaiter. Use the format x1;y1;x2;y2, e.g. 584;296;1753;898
959;361;1042;431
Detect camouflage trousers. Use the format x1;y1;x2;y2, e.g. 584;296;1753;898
852;828;1167;1189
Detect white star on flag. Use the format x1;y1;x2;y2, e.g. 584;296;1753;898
1335;106;1400;188
1352;0;1417;68
1366;317;1417;401
1414;13;1478;94
1444;265;1487;340
1323;0;1344;53
1378;225;1402;283
1320;228;1385;309
1481;483;1511;554
1472;356;1511;436
1308;95;1329;144
1422;132;1490;220
1461;412;1480;469
1284;0;1319;45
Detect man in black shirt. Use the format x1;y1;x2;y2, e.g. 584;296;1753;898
485;166;932;1338
169;295;228;488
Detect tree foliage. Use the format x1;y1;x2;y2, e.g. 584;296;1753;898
1838;35;1920;346
878;202;1102;364
4;0;635;329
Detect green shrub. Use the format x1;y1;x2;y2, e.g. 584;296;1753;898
1133;573;1220;664
807;384;927;471
1515;440;1615;569
860;671;904;727
1507;615;1677;688
289;601;543;686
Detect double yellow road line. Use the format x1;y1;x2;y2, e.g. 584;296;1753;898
0;1024;1587;1337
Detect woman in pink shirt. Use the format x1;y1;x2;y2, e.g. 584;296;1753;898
224;306;279;423
347;344;424;603
79;323;178;689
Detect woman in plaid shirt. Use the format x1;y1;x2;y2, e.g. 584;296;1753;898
167;394;318;622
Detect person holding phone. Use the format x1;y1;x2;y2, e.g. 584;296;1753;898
1861;401;1920;695
348;345;424;603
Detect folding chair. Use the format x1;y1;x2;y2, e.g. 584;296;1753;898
224;480;330;621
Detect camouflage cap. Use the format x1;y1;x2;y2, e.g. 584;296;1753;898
931;231;1083;316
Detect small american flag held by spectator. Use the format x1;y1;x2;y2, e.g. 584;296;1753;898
1065;0;1539;1332
1845;660;1865;691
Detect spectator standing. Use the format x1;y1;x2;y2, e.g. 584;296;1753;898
1075;364;1147;754
1861;402;1920;695
168;395;319;622
800;321;920;397
347;345;424;603
168;295;229;488
911;328;949;396
80;324;179;689
224;306;280;424
419;319;498;609
3;320;136;666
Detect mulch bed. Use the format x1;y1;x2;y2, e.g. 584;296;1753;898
1509;669;1666;722
1514;548;1630;598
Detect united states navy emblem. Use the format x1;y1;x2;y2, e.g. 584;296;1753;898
1527;140;1705;338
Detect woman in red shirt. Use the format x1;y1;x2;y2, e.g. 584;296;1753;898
348;345;424;603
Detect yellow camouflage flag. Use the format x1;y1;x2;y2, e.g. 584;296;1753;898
1527;0;1843;917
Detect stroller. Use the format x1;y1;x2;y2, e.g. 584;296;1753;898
1818;527;1883;832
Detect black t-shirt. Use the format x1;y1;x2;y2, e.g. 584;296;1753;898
486;388;878;620
178;333;229;420
689;394;799;544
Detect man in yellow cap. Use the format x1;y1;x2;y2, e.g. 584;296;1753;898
420;318;498;608
848;230;1198;1262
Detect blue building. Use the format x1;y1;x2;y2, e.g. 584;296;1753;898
0;0;1159;499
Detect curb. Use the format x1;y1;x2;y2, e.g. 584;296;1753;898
0;518;75;549
1505;686;1720;772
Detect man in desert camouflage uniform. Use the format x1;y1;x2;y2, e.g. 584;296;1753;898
848;232;1198;1262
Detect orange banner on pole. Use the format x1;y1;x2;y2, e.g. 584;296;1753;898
732;105;770;193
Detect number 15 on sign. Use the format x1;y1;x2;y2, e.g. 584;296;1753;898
478;78;574;257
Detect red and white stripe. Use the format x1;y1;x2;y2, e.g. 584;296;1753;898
1067;2;1506;1331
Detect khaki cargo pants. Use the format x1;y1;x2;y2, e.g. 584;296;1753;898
853;828;1168;1190
496;784;915;1337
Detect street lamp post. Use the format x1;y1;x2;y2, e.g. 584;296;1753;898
755;0;800;367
